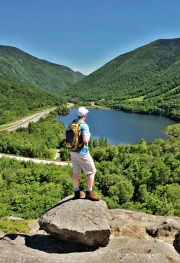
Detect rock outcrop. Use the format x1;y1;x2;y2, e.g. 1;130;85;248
38;195;111;250
0;195;180;263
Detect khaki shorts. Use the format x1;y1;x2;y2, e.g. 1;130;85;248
70;152;96;174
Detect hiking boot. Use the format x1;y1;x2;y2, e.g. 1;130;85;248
85;191;100;201
74;190;85;199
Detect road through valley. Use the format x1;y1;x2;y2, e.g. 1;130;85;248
1;109;53;132
0;106;73;166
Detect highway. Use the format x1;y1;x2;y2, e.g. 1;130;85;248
0;107;66;165
0;105;74;165
1;108;54;131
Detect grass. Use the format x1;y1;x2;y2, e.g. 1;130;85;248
73;103;110;110
127;96;145;102
0;218;33;234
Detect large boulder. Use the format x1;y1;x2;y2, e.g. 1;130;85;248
38;195;111;250
1;208;180;262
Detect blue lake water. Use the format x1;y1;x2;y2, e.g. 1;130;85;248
57;108;177;145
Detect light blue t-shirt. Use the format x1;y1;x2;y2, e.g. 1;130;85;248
65;119;90;154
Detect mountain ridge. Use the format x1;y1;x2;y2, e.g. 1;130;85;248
62;38;180;121
0;45;84;94
63;38;180;99
1;39;180;120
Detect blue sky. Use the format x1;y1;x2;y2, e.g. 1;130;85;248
0;0;180;75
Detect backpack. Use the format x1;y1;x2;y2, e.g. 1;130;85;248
65;120;84;151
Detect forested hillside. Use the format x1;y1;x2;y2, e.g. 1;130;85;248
63;38;180;121
0;76;65;124
0;118;180;219
0;110;68;159
0;106;180;220
0;45;84;94
0;39;180;224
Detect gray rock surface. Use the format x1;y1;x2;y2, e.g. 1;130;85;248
146;218;180;237
38;195;111;249
0;198;180;263
0;234;180;263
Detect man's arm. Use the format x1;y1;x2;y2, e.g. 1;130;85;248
82;133;91;143
81;123;91;143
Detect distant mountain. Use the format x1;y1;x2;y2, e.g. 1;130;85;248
62;38;180;121
76;71;86;76
63;38;180;101
0;46;85;94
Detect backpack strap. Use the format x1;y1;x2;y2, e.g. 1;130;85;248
73;119;84;124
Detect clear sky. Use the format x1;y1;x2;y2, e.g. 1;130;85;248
0;0;180;75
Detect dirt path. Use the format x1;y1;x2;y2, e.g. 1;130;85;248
0;153;70;166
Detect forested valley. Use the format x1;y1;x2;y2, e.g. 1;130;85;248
0;112;180;222
0;109;68;159
0;38;180;232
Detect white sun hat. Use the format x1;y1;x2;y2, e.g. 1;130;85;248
77;107;89;116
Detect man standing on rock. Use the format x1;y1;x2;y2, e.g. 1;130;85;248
64;107;100;201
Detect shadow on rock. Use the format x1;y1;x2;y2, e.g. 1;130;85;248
4;233;99;253
173;232;180;254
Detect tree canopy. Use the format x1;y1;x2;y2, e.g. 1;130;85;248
0;114;180;219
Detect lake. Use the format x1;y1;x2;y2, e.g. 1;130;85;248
57;109;177;145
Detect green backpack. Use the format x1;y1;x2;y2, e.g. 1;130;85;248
65;120;84;151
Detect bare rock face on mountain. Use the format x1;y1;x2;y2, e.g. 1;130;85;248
38;195;111;250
